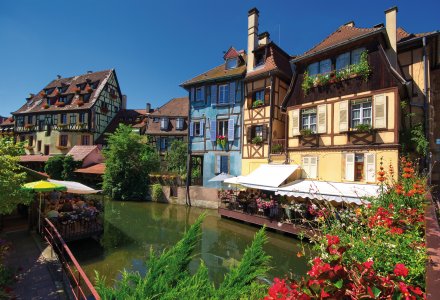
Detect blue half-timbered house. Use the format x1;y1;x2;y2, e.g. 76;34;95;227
181;47;246;188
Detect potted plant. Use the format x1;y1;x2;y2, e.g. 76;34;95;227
271;144;283;154
252;136;263;145
354;123;372;133
216;135;227;148
252;99;264;108
301;71;314;95
300;128;314;136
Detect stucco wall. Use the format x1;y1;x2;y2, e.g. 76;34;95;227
155;185;219;209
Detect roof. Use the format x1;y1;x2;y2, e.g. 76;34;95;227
19;155;52;163
75;163;106;175
293;25;384;62
397;27;440;44
246;42;292;79
146;97;189;136
66;145;100;161
181;53;246;86
0;117;14;127
13;69;114;115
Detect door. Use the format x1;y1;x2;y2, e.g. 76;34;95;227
44;145;50;155
191;156;203;186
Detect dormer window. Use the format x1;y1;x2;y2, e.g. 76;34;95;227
254;52;265;67
160;117;169;131
225;58;238;70
176;118;184;130
195;87;205;102
153;117;159;123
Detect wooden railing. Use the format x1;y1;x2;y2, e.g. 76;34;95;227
42;218;101;300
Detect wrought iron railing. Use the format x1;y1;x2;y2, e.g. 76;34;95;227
42;218;101;300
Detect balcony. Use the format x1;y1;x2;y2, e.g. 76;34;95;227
52;123;89;132
271;139;286;154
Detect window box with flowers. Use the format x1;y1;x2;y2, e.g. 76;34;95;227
252;99;264;108
216;135;227;149
56;145;68;150
251;136;263;145
347;123;376;145
299;128;319;147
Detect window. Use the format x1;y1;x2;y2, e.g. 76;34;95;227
307;62;319;76
252;90;265;107
160;137;168;151
84;94;91;102
351;48;365;65
319;59;331;74
59;96;68;103
302;156;317;179
37;140;42;152
195;87;204;102
307;47;366;75
345;152;375;182
79;112;86;123
70;113;76;124
38;120;45;131
301;108;317;132
17;116;24;127
226;58;238;70
153;117;159;123
218;84;229;105
194;121;201;136
216;155;229;174
336;52;350;70
217;120;228;137
160;118;169;131
351;99;372;128
176;118;184;130
27;115;33;124
81;135;90;146
254;125;263;138
60;114;67;124
59;135;68;147
28;136;34;147
255;52;265;67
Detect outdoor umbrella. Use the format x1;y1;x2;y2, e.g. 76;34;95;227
22;180;67;231
209;173;234;182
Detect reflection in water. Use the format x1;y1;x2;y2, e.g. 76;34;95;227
68;201;310;285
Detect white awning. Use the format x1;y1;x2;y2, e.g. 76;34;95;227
48;179;101;194
238;164;299;190
276;180;381;205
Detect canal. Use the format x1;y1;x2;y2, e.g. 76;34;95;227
68;201;310;286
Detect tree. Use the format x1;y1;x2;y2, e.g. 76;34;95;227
62;155;81;180
95;214;271;299
103;124;160;200
165;139;187;176
44;155;64;180
0;138;32;214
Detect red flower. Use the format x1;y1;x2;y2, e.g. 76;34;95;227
362;260;374;269
394;263;409;277
389;227;404;235
326;235;340;247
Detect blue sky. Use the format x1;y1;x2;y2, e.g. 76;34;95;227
0;0;438;116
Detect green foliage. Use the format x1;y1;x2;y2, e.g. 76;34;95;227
95;214;270;299
103;124;160;201
150;184;164;202
252;136;263;145
271;144;283;154
164;140;187;176
301;71;314;95
44;156;64;180
410;124;429;156
252;99;264;108
62;155;81;180
300;128;314;136
354;123;373;133
0;138;32;214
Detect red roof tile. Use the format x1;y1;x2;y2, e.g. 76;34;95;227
19;155;51;163
66;145;101;161
246;42;292;79
146;97;189;136
223;47;240;60
75;163;105;175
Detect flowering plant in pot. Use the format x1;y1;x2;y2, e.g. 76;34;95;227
252;99;264;108
216;135;226;148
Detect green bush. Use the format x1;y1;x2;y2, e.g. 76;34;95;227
151;184;164;202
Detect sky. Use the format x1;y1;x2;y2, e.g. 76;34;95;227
0;0;438;117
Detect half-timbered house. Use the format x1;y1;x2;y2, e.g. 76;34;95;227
181;47;246;187
12;69;124;155
242;8;292;175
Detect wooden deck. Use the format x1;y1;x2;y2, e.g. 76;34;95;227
218;208;317;239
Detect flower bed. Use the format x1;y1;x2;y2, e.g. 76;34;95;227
264;157;427;299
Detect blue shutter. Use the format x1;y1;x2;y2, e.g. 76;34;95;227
190;87;195;102
227;117;234;141
211;85;217;104
215;155;221;174
229;82;236;104
221;156;229;174
200;86;205;102
189;122;194;137
210;120;217;140
199;120;204;136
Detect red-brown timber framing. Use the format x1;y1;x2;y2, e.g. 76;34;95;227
42;218;101;300
425;193;440;299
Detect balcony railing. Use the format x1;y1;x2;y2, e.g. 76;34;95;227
271;138;286;154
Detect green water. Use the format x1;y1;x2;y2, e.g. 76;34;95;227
68;201;310;286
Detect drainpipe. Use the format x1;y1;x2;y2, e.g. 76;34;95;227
268;72;274;163
185;89;192;206
422;36;430;172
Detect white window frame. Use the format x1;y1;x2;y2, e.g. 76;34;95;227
302;156;318;179
217;119;228;137
218;84;229;104
351;99;372;128
301;108;317;132
193;121;201;136
176;118;184;130
225;58;238;70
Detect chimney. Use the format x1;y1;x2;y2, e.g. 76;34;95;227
87;70;93;74
258;32;270;46
56;75;62;79
343;21;355;27
122;95;127;109
385;6;398;68
247;7;259;73
146;102;151;113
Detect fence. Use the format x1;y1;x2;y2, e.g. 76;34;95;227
42;218;101;300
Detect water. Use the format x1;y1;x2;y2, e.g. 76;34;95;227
68;201;310;286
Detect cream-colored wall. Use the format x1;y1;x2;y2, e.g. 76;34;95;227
23;131;93;155
287;89;397;147
241;158;267;176
289;149;399;183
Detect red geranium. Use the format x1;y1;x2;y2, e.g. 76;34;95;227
394;263;409;277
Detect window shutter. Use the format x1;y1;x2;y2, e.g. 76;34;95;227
190;88;195;102
200;120;204;136
227;118;235;141
310;156;318;178
189;122;194;137
215;155;221;174
302;157;310;178
229;82;236;104
209;119;216;140
264;87;270;105
317;104;327;134
364;153;376;183
339;100;349;132
221;156;229;173
291;109;300;136
211;85;217;104
373;94;386;129
200;86;205;102
246;126;252;143
345;153;355;181
262;125;268;142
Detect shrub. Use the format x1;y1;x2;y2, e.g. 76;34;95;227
151;184;164;202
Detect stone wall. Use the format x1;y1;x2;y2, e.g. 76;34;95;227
153;185;219;209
